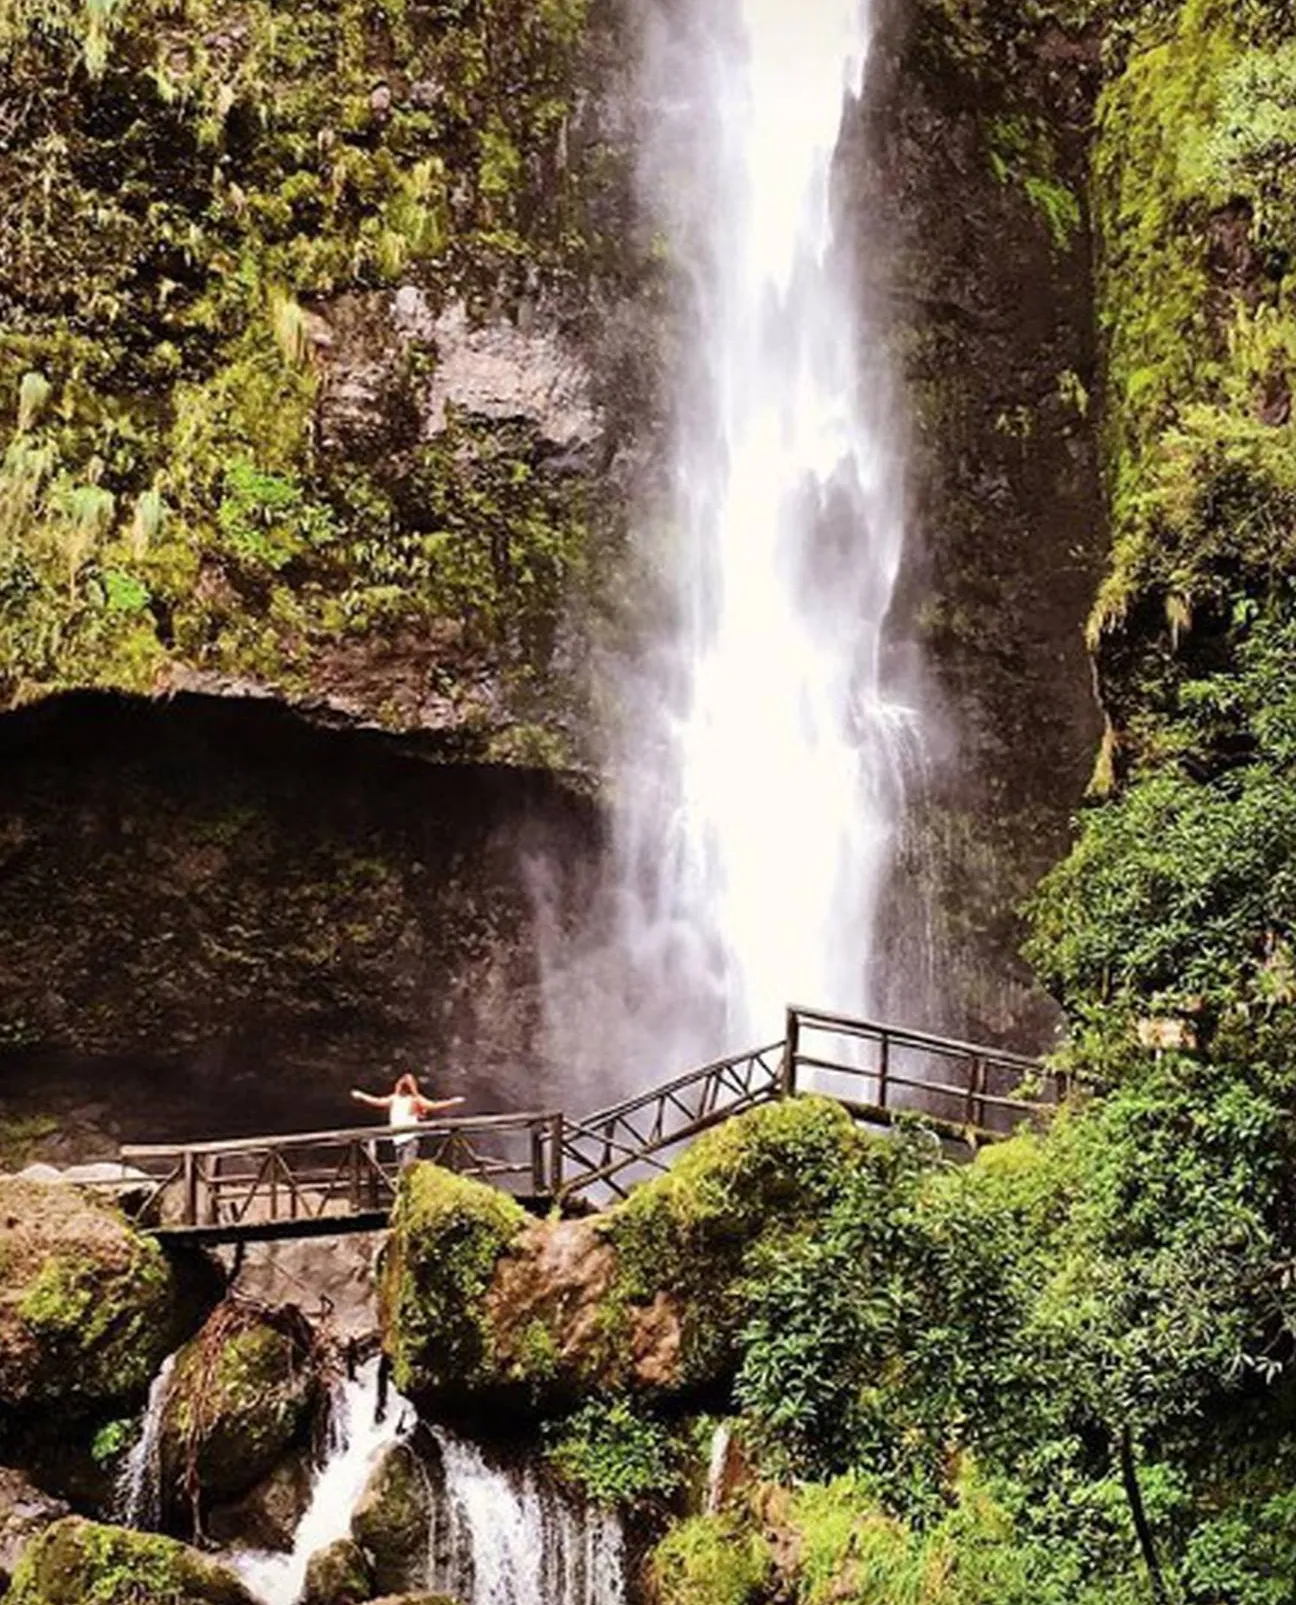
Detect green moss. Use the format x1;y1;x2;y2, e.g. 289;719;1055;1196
7;1516;255;1605
0;0;619;742
17;1233;175;1403
605;1097;862;1383
349;1443;432;1597
651;1514;773;1605
380;1162;527;1396
161;1306;318;1508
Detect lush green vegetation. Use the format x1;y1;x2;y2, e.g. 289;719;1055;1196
0;0;622;745
545;1395;683;1506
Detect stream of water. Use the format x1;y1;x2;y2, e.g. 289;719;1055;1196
542;0;919;1089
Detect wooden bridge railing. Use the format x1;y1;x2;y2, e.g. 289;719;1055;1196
556;1040;785;1201
118;1007;1059;1239
781;1004;1063;1142
121;1111;561;1241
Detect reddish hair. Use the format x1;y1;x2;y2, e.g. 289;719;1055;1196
394;1073;419;1096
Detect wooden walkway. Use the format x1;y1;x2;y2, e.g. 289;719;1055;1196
119;1006;1064;1243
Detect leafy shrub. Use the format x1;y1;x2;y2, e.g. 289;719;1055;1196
546;1396;682;1506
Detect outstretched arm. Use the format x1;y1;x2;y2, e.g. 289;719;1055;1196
413;1094;466;1118
351;1089;393;1109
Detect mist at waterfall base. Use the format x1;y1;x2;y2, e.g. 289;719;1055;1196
535;0;924;1095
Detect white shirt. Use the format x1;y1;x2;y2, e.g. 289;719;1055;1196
390;1093;420;1128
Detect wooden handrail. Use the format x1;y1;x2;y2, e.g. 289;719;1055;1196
116;1006;1056;1238
122;1110;558;1160
789;1003;1048;1075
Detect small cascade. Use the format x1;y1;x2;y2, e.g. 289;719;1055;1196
704;1420;733;1515
116;1350;177;1529
426;1426;626;1605
233;1357;408;1605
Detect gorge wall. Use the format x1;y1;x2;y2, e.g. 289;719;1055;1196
0;0;1111;1155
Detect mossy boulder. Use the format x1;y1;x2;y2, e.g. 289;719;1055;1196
0;1469;69;1594
301;1536;373;1605
350;1442;432;1598
380;1098;865;1412
6;1516;256;1605
0;1179;187;1415
380;1165;528;1399
158;1303;320;1521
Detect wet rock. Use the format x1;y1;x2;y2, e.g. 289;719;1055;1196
488;1217;682;1397
0;1179;189;1416
300;1535;373;1605
0;1469;69;1592
159;1303;321;1524
6;1516;257;1604
351;1442;432;1596
383;1103;861;1414
206;1451;315;1553
421;301;602;454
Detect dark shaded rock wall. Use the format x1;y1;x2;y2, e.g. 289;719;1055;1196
0;694;600;1154
845;0;1108;1045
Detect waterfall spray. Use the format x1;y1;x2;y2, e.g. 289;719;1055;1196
542;0;918;1088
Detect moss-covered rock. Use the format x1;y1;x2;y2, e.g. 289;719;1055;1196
300;1536;373;1605
350;1443;432;1598
0;1179;187;1415
380;1099;867;1414
0;1469;69;1594
0;0;637;752
380;1163;528;1400
158;1302;320;1523
6;1516;256;1605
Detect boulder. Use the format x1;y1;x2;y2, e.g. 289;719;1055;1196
159;1303;321;1521
0;1179;186;1415
6;1516;256;1604
300;1535;373;1605
380;1100;861;1414
351;1443;432;1597
0;1469;69;1592
206;1451;315;1553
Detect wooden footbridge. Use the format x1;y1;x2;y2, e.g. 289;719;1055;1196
118;1006;1063;1245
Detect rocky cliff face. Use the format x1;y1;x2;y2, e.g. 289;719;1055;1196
0;0;647;753
0;0;1120;1140
847;0;1108;1045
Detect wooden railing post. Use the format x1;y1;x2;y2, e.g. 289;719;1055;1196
780;1007;800;1096
549;1113;564;1196
182;1150;198;1227
878;1030;890;1113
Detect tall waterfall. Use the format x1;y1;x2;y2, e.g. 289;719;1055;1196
542;0;917;1086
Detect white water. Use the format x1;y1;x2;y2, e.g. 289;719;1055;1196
426;1426;625;1605
704;1419;733;1515
116;1350;177;1529
233;1358;407;1605
540;0;919;1087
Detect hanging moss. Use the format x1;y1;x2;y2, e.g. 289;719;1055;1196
0;0;625;747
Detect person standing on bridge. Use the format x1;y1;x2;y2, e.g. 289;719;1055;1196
351;1074;464;1168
